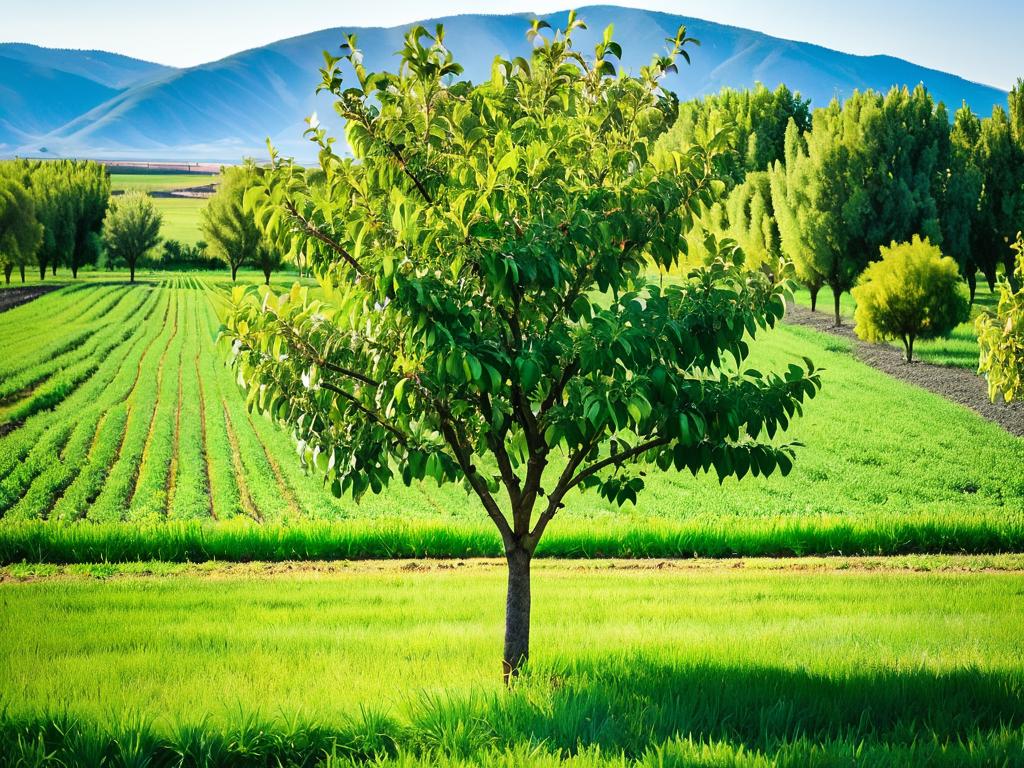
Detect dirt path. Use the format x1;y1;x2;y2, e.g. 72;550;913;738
784;304;1024;436
0;285;63;313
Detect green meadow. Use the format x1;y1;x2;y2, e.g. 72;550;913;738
1;558;1021;766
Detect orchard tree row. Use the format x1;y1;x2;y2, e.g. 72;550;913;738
0;159;282;284
659;81;1024;322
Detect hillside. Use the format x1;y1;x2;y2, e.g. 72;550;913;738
2;5;1009;161
0;44;174;152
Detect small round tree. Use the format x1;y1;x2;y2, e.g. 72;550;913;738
102;192;162;283
224;15;821;681
977;235;1024;401
852;235;970;362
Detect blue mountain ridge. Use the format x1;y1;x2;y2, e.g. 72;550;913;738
0;5;1008;162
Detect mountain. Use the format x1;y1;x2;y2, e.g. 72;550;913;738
1;6;1009;162
0;44;174;152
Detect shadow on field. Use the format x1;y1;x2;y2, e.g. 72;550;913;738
2;656;1021;765
449;657;1024;754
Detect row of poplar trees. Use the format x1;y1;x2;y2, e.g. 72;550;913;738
659;80;1024;324
0;159;110;283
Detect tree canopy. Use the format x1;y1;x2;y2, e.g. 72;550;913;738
223;15;821;679
851;235;970;362
0;177;43;284
977;235;1024;401
202;164;280;283
102;192;162;283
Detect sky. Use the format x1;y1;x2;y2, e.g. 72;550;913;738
0;0;1021;89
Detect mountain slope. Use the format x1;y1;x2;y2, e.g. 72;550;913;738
6;6;1009;161
0;44;175;151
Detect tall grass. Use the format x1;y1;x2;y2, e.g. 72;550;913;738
1;511;1023;563
1;563;1021;765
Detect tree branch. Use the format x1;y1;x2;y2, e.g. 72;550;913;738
565;435;671;493
320;382;410;446
284;201;365;275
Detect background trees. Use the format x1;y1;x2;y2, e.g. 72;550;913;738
101;192;162;282
852;236;970;362
224;17;821;680
0;177;43;284
202;164;279;282
0;159;109;279
977;235;1024;401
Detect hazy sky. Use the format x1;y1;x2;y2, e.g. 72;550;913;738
1;1;1020;89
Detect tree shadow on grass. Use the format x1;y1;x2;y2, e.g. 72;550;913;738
412;655;1024;758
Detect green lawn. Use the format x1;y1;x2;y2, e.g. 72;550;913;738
110;173;218;193
1;559;1021;766
151;196;207;244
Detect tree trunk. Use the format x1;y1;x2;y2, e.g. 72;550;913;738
503;547;532;683
4;265;11;284
51;262;56;277
967;270;977;305
38;262;46;280
832;287;842;327
129;263;136;283
71;264;79;279
19;265;25;282
904;335;915;363
231;265;238;282
809;284;819;312
264;270;271;286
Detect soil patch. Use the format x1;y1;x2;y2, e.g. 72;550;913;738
784;304;1024;436
0;285;63;313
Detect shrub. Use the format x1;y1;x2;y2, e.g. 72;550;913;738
977;235;1024;401
852;236;970;362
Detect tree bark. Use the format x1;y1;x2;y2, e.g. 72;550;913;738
71;264;79;279
19;265;25;282
809;284;819;312
503;546;532;684
832;287;842;327
4;265;11;284
51;263;56;276
129;262;136;283
967;270;977;305
264;270;271;286
231;265;238;282
38;262;46;280
903;335;915;363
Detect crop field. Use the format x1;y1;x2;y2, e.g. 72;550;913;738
0;276;1022;563
1;557;1021;766
150;196;208;243
110;173;218;193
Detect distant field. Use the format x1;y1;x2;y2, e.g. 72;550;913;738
0;275;1022;563
110;173;218;192
150;196;207;244
1;558;1021;766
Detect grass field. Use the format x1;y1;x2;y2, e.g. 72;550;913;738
1;558;1021;766
150;196;208;244
110;173;218;193
0;275;1022;562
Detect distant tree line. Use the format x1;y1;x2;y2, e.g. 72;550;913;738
0;159;109;282
658;80;1024;325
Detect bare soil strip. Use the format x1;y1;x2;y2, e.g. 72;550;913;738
3;554;1023;583
0;285;63;313
784;304;1024;436
245;413;301;517
221;405;261;522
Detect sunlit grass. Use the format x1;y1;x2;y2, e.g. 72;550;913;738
0;561;1020;765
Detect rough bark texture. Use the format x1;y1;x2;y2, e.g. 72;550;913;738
503;547;532;683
